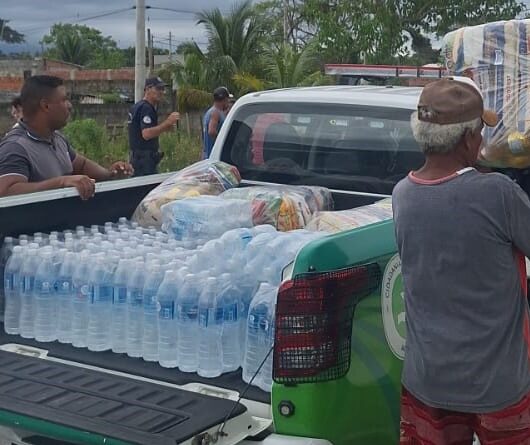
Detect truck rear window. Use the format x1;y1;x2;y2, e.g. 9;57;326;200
221;102;423;195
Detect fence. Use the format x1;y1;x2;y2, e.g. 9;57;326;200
0;102;204;137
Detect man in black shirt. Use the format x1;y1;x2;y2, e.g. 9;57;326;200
128;77;180;176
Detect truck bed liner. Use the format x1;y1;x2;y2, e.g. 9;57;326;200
0;347;247;445
0;331;269;404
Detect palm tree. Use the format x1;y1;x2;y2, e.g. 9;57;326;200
263;43;324;89
55;33;89;65
185;0;265;91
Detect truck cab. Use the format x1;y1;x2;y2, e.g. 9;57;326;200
0;85;424;445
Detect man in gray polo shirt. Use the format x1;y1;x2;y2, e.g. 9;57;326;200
393;77;530;444
0;75;133;200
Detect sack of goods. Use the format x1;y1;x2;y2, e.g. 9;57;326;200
131;160;241;228
442;20;530;168
220;185;334;231
307;198;393;233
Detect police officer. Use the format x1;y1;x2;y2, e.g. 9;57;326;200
128;77;180;176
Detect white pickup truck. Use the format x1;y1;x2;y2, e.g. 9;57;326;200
0;85;425;445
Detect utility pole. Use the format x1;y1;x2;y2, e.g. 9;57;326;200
283;0;288;46
169;32;173;63
134;0;146;102
147;28;154;75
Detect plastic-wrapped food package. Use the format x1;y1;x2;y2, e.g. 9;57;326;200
161;196;253;244
131;160;241;228
306;198;393;233
220;185;334;231
442;20;530;168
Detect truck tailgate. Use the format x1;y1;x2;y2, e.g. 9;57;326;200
0;346;258;445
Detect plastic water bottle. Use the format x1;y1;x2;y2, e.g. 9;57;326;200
237;272;257;358
157;269;179;368
243;283;278;389
0;236;15;319
141;262;164;362
71;251;92;348
111;258;132;353
33;249;58;342
56;252;76;343
18;243;40;339
87;255;117;351
198;277;223;378
126;259;146;358
3;246;24;334
218;273;241;372
176;274;200;372
257;307;276;392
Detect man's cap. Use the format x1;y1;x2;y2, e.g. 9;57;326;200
417;77;498;127
213;86;233;101
145;77;167;89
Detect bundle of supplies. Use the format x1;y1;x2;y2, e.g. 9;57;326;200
132;160;241;228
220;185;334;231
442;20;530;168
306;198;393;233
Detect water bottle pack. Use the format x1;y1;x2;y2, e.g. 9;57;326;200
2;217;325;393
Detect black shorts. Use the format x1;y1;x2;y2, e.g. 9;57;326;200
130;151;163;177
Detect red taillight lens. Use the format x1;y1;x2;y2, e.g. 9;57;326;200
273;263;381;384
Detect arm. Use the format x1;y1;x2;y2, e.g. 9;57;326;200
72;154;111;181
208;110;220;139
142;112;180;141
0;174;64;197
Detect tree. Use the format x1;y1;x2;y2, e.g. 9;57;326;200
41;24;124;68
0;19;24;44
259;0;525;65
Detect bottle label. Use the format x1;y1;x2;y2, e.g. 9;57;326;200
113;287;127;304
4;274;13;292
128;289;143;307
198;307;209;327
224;303;238;322
37;280;53;294
92;285;112;303
23;276;34;294
143;293;158;311
57;280;71;295
177;303;197;322
159;301;175;320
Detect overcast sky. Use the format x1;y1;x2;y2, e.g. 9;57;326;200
1;0;238;54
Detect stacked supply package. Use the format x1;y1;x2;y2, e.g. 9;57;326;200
442;20;530;168
132;160;241;228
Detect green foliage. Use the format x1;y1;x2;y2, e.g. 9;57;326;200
264;42;320;88
0;19;24;44
41;24;124;68
62;119;201;172
62;119;106;158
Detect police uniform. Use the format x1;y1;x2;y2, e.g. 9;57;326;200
128;77;167;176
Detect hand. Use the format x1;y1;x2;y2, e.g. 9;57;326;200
61;175;96;200
164;112;180;129
109;161;134;179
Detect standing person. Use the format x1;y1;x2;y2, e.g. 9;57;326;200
0;75;133;200
393;77;530;444
203;86;233;159
128;76;180;176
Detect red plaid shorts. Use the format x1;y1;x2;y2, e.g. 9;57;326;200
400;387;530;445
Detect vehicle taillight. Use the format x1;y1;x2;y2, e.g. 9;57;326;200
273;263;381;384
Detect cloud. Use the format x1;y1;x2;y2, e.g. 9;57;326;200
1;0;236;53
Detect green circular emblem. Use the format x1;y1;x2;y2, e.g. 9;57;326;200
381;254;406;360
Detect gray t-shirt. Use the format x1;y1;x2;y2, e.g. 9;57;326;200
393;168;530;412
0;121;76;182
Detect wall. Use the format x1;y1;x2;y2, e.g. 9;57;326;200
0;102;204;137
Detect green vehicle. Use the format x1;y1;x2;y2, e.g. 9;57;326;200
0;85;422;445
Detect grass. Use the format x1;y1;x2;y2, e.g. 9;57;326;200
63;118;203;173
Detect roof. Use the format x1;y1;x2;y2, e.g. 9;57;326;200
237;85;422;110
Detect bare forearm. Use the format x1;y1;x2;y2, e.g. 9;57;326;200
142;122;170;140
1;177;64;196
73;156;111;181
